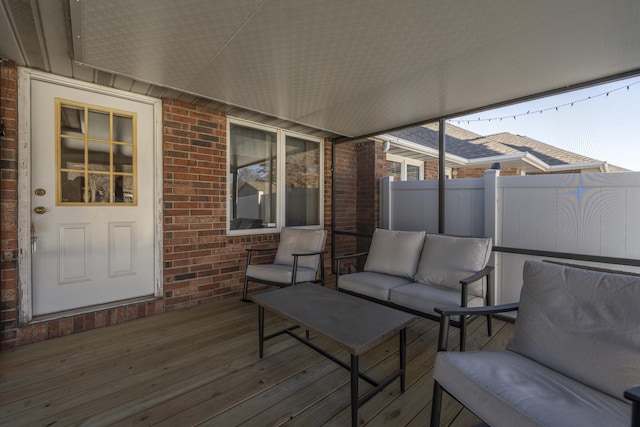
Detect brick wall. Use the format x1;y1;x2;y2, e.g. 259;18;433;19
1;60;18;349
0;84;332;349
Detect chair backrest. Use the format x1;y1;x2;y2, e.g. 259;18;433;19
363;228;426;279
507;260;640;401
413;234;492;297
274;227;326;271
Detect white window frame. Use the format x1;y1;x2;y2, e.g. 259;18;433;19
386;153;424;181
227;117;324;235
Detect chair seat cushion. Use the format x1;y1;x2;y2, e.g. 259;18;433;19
246;264;317;284
434;350;630;427
337;272;412;301
389;282;484;318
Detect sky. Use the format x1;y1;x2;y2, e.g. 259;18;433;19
449;76;640;171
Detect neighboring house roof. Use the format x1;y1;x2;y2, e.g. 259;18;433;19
382;123;629;173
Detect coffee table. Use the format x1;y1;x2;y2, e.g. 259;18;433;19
251;283;415;426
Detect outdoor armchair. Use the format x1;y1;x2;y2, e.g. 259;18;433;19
241;227;326;301
430;260;640;427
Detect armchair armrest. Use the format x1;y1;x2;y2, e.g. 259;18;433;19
245;246;277;266
625;386;640;427
334;252;369;276
246;247;277;253
292;250;326;258
435;302;519;351
334;252;369;261
459;266;493;286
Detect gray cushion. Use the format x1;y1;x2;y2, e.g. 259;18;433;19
434;350;630;427
246;264;317;284
338;272;413;301
414;234;491;297
389;282;484;319
507;260;640;401
363;229;425;279
274;227;326;271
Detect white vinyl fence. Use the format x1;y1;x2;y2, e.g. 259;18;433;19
380;170;640;305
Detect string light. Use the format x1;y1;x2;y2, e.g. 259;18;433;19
449;80;640;124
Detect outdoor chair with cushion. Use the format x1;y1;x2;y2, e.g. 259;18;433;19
430;260;640;427
241;227;327;301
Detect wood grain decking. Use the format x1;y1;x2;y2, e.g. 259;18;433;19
0;279;513;426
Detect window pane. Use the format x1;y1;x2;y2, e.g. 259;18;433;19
229;124;277;230
60;137;85;169
61;172;85;202
87;141;110;171
60;106;84;135
285;136;320;227
407;164;421;181
386;160;402;181
87;173;110;203
113;115;133;143
113;143;134;173
88;110;110;140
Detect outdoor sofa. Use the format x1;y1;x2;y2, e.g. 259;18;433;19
335;228;493;350
431;260;640;427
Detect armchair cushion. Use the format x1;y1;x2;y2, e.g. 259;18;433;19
274;227;326;271
434;350;630;427
507;260;640;401
363;229;426;279
414;234;491;297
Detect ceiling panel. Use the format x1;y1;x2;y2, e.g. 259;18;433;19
2;0;640;139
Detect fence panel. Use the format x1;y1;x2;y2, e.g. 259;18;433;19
382;171;640;306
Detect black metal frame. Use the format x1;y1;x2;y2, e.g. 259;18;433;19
429;300;640;427
241;247;326;301
334;252;493;351
256;305;407;427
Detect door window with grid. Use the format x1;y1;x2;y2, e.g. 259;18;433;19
57;99;136;205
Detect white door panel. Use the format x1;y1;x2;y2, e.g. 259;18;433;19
30;79;156;315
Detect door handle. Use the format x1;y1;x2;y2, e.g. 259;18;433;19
34;206;46;214
31;236;37;253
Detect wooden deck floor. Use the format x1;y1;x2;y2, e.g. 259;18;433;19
0;281;513;427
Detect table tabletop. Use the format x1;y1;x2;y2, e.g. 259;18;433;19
251;284;415;355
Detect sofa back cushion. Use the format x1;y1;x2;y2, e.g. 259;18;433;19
507;260;640;401
413;234;492;297
274;227;326;271
363;229;426;279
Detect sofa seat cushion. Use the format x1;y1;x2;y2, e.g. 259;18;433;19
434;350;630;427
389;282;484;318
414;234;491;297
246;264;317;284
338;272;413;301
363;229;426;279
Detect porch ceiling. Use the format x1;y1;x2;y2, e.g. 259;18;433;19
2;0;640;139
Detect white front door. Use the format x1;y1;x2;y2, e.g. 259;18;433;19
27;75;160;316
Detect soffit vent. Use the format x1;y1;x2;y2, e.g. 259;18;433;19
4;0;46;69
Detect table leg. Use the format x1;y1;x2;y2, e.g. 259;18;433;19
258;305;264;359
351;354;358;427
400;327;406;392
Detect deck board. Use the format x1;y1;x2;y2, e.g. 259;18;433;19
0;280;513;426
